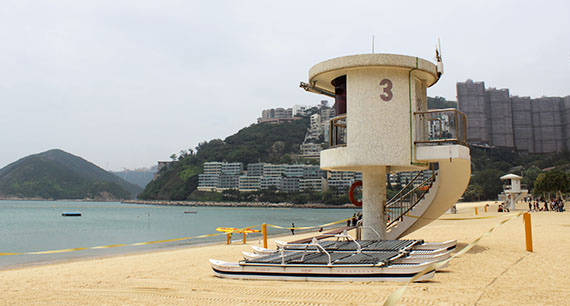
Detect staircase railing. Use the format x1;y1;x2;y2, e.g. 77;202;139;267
385;170;437;229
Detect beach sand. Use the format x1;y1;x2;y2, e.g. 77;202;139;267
1;201;569;305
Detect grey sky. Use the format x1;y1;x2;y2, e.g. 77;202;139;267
1;1;569;170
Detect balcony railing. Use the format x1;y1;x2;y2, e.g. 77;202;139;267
414;108;467;146
329;115;347;148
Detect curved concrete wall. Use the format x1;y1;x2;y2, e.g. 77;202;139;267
312;54;438;171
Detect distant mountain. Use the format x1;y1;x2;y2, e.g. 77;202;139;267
111;167;157;188
0;149;143;200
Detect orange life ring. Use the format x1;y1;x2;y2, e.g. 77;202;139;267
349;180;363;207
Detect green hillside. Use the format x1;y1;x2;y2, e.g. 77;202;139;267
194;118;310;165
139;118;310;200
0;149;142;200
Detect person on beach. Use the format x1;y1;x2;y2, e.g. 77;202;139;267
291;223;295;235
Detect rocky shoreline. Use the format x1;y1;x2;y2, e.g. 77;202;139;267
121;199;357;209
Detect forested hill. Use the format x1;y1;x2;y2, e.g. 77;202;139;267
0;149;142;200
139;118;310;200
194;118;309;164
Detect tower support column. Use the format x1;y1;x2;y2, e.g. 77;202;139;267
362;166;387;240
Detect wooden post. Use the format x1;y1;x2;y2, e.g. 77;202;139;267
475;207;478;215
524;212;533;252
262;223;268;248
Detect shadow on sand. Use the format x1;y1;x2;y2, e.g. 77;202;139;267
452;242;489;254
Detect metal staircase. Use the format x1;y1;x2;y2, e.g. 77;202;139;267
385;167;437;230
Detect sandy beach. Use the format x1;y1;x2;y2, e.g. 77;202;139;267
1;201;569;305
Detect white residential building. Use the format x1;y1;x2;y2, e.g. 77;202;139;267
261;176;282;190
300;143;322;157
222;162;243;175
239;176;262;191
203;162;223;175
293;104;310;116
300;178;327;192
263;164;285;177
197;174;220;191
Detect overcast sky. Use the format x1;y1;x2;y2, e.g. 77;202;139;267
1;1;569;171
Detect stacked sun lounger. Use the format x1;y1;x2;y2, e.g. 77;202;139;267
210;232;455;282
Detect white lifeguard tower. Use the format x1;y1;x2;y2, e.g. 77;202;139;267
302;52;471;240
500;173;528;210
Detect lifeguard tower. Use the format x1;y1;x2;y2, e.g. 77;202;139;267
500;174;528;210
301;52;471;240
209;50;472;282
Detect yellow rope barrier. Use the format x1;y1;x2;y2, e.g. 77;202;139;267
0;217;353;256
266;217;352;230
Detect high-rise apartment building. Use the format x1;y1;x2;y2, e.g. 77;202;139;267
457;80;570;153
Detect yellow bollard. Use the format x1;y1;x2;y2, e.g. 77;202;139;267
524;212;533;252
243;232;247;244
226;233;231;245
262;223;268;248
475;207;478;215
484;205;487;213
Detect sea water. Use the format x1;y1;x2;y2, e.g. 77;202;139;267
0;200;359;268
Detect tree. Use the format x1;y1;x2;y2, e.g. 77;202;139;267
534;170;569;200
469;169;503;200
522;166;542;191
463;184;484;201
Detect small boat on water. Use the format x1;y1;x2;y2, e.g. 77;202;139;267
62;212;82;217
184;211;197;214
210;231;455;282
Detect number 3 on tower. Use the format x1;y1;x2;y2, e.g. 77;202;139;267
379;79;393;102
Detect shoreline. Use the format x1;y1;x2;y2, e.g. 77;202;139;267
121;199;358;209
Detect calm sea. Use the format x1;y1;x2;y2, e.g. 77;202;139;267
0;200;358;268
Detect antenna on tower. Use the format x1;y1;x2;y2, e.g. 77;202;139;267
435;37;444;77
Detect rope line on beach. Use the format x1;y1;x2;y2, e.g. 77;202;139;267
406;214;500;221
266;217;352;230
0;232;226;256
473;252;530;305
0;217;352;256
383;212;524;306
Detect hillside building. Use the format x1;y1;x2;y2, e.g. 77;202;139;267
258;107;303;124
198;162;243;191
